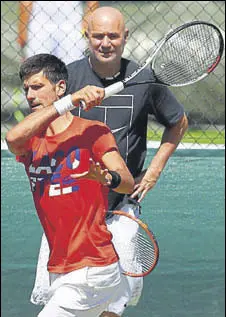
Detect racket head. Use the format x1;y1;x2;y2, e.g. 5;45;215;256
151;21;224;86
110;210;159;278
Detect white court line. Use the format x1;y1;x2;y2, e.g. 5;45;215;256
1;139;225;151
147;140;225;150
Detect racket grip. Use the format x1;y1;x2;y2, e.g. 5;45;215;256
104;81;125;99
79;81;125;110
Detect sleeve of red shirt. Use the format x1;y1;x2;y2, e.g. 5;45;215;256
90;121;119;163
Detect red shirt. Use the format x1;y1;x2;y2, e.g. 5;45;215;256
17;117;119;273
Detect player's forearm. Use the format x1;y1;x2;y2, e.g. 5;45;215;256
161;113;188;148
110;168;135;194
146;114;188;177
102;152;135;194
6;105;59;155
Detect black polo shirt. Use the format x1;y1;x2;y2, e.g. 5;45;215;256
67;57;184;209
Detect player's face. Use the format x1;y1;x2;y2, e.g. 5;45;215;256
88;17;127;64
23;71;58;112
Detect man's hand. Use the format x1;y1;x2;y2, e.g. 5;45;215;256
131;114;188;202
70;158;111;186
130;169;159;202
71;85;105;111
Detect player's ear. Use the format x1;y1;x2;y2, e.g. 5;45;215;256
56;80;66;98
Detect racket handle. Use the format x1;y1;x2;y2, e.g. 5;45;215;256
79;81;125;110
104;81;125;98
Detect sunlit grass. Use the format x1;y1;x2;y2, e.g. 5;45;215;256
147;129;225;144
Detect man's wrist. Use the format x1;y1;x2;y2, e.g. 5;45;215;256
53;94;74;115
107;171;121;189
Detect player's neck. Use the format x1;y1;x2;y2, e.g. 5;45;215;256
46;112;74;136
89;57;121;79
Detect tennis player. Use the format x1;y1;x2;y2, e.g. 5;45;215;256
6;53;135;317
31;6;189;316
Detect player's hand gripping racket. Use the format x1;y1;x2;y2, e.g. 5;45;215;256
80;21;224;109
107;210;159;277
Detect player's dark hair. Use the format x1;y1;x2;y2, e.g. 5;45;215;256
19;53;68;86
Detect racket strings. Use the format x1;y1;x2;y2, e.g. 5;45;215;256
119;228;157;275
153;24;221;85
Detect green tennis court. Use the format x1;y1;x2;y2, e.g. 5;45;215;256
1;147;224;317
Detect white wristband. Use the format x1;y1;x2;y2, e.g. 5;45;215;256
53;94;74;115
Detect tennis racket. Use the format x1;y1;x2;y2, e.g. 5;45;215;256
80;20;224;109
107;210;159;277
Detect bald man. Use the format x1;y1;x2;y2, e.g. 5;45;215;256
31;6;188;317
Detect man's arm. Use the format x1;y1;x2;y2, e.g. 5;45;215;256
6;104;58;156
131;113;188;201
17;1;33;48
6;86;104;156
102;150;135;194
71;151;135;195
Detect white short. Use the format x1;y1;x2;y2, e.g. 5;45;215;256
38;263;121;317
106;204;143;315
31;204;143;316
